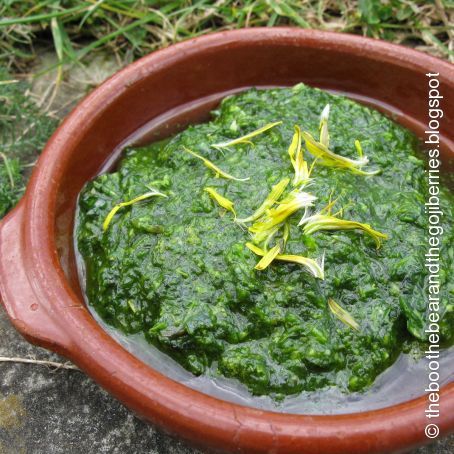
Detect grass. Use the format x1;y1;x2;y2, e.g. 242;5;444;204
0;1;452;218
1;0;452;74
0;69;56;217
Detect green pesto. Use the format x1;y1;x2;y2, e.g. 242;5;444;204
76;84;453;398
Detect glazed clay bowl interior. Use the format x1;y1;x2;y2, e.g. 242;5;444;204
1;29;453;454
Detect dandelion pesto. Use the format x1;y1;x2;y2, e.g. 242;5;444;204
76;84;453;398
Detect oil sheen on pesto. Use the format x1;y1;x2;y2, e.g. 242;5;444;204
76;84;453;398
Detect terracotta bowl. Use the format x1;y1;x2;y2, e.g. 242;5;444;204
1;28;453;453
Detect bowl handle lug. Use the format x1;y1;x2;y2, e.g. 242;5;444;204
0;202;72;353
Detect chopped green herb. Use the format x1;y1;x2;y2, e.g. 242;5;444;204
77;83;453;398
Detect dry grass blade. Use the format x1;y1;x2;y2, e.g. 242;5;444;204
0;356;80;370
